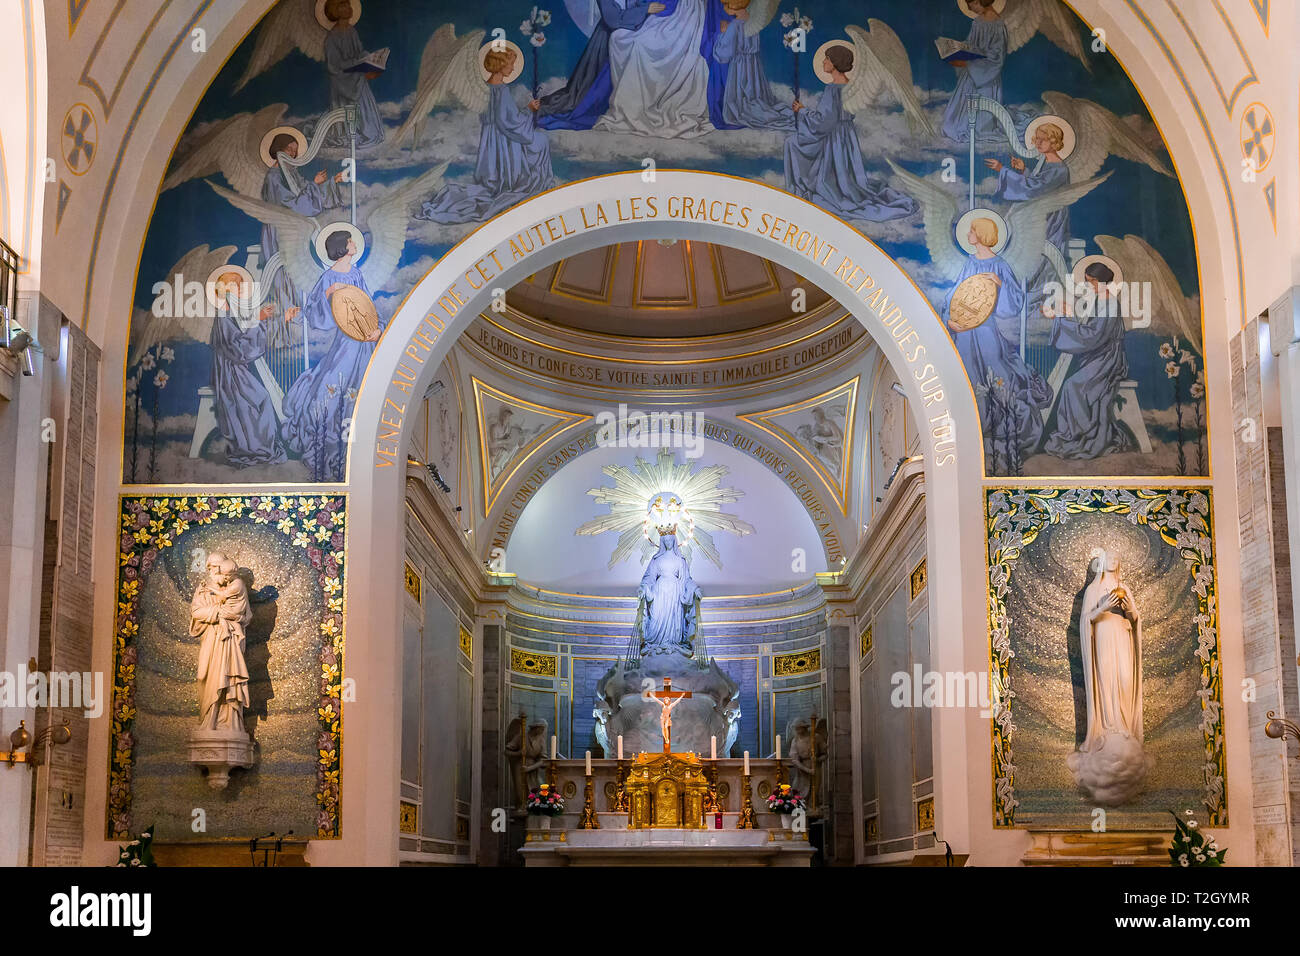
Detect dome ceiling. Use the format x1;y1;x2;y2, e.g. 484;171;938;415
507;240;832;337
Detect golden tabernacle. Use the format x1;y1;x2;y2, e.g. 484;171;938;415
625;752;710;829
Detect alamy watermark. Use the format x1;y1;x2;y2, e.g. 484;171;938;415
0;666;103;718
594;403;704;458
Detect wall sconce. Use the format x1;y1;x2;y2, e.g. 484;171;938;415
0;719;72;767
1265;711;1300;755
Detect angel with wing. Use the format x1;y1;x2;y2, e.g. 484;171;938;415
418;44;557;225
233;0;387;148
130;244;287;467
1042;234;1197;460
536;0;666;130
713;0;792;131
784;42;917;223
940;0;1090;143
887;159;1109;467
208;162;448;476
161;105;347;320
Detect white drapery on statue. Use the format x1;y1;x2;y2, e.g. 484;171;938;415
1067;547;1150;805
595;0;714;138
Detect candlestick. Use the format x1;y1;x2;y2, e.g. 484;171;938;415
617;735;623;760
585;750;592;776
551;735;557;760
710;735;717;760
743;750;749;775
737;773;756;829
579;770;600;830
775;734;781;760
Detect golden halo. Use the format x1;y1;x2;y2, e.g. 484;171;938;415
315;0;361;30
812;39;856;84
313;220;366;265
259;125;308;167
479;40;526;83
1025;113;1077;160
1071;254;1124;292
955;208;1008;255
959;0;1006;17
205;264;256;312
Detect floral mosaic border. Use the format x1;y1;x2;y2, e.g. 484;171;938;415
985;487;1223;828
109;495;346;839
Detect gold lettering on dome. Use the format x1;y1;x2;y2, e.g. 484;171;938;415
375;195;957;471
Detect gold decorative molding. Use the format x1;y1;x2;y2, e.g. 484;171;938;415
865;815;879;843
737;377;858;515
909;559;927;600
510;648;557;677
456;816;470;842
860;625;873;658
773;649;821;677
403;562;421;603
399;801;418;834
472;377;593;516
458;626;473;660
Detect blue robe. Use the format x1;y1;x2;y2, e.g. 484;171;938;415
1042;312;1133;459
713;20;793;131
940;17;1007;143
538;0;655;131
784;85;916;222
209;309;286;466
282;264;382;479
946;254;1051;469
996;159;1071;309
260;167;334;315
324;25;386;148
419;86;556;224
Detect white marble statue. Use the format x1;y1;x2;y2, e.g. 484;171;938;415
1067;547;1150;805
638;531;701;656
192;553;252;733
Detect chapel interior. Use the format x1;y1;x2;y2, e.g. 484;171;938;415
1;0;1299;870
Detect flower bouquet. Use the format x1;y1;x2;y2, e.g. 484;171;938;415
766;783;805;814
1168;810;1224;867
527;784;565;816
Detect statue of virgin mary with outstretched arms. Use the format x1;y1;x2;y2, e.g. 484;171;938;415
637;529;701;655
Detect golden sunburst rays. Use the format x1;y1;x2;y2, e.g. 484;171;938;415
575;448;754;569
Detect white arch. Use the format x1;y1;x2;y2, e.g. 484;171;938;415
337;171;987;864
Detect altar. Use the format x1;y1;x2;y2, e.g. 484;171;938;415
517;757;815;867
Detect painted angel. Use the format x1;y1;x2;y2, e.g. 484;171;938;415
887;159;1109;468
207;162;448;476
232;0;387;147
941;0;1089;142
784;41;918;223
712;0;792;131
161;103;346;319
130;244;287;466
417;44;556;225
1040;234;1198;460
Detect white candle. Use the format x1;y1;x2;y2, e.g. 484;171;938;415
585;750;592;776
710;736;717;760
775;735;781;760
551;735;557;760
617;735;624;760
743;750;750;775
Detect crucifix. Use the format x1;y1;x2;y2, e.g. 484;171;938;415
648;678;692;753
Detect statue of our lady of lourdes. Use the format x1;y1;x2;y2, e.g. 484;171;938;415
636;530;702;657
1067;547;1151;805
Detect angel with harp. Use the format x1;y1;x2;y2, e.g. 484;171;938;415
887;159;1108;469
207;162;448;476
713;0;792;131
784;33;926;224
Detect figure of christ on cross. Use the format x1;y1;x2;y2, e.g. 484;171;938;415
649;678;692;753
